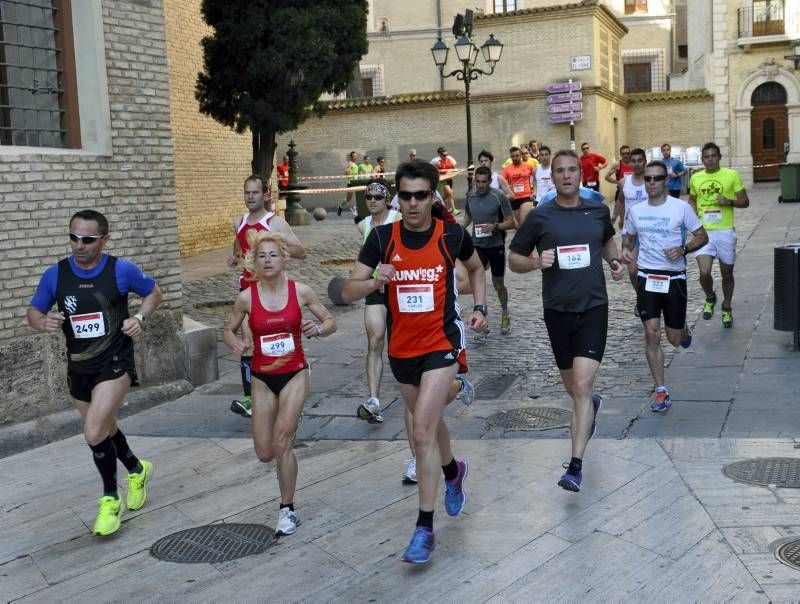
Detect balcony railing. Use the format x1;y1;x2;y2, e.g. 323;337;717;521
738;2;791;38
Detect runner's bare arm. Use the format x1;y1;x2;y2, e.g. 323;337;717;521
601;237;624;281
497;174;513;197
604;161;620;185
269;216;306;259
229;217;242;267
122;284;162;337
462;251;487;332
734;188;750;208
297;282;336;338
509;249;547;273
27;307;64;333
223;289;251;355
342;261;393;303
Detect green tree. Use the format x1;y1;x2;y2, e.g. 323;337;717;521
196;0;368;179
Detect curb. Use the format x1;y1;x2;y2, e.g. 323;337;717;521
0;379;194;459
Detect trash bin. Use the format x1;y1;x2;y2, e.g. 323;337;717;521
774;244;800;349
778;163;800;203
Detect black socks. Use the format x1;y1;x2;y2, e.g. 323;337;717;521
442;458;459;482
241;356;252;397
416;510;434;530
280;502;294;511
569;457;583;473
110;429;140;474
89;438;118;498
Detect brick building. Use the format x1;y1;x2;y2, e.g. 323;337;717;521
0;0;185;424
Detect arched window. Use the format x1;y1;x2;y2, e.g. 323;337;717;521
752;82;787;106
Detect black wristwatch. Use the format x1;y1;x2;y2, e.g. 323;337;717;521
473;304;488;316
682;245;689;256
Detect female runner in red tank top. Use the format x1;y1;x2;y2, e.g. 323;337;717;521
223;231;336;537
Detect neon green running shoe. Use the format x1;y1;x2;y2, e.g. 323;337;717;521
702;294;717;320
721;307;733;328
127;459;153;511
500;313;511;335
231;396;252;417
93;496;122;536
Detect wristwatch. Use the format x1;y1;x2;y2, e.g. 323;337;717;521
682;245;689;256
473;304;488;316
133;313;146;324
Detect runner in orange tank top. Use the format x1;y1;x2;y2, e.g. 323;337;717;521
343;159;487;565
224;231;335;538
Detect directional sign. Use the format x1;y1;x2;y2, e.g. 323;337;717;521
546;92;582;104
548;112;583;124
547;102;583;113
546;81;583;94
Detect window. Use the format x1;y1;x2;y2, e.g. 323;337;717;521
752;0;784;36
0;0;80;149
678;44;688;59
361;77;373;97
624;0;648;15
493;0;517;13
624;63;651;93
763;118;776;149
752;82;787;105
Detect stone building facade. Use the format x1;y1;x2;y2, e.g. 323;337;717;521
0;0;185;424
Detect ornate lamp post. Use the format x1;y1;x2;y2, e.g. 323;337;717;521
431;23;503;171
283;140;310;226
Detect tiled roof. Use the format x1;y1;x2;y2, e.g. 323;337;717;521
627;89;713;103
321;91;463;110
476;0;599;20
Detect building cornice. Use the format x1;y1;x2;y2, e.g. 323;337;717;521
476;0;628;36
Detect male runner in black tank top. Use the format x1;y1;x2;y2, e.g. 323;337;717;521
28;210;162;536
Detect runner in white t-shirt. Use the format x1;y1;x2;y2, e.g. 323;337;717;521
534;145;554;204
623;161;707;413
620;148;649;297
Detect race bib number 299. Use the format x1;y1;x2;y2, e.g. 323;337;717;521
70;312;106;339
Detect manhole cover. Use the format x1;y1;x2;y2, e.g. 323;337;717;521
478;374;517;399
150;523;276;563
486;407;571;431
723;457;800;488
774;537;800;572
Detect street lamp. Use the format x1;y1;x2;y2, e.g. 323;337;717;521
431;20;503;174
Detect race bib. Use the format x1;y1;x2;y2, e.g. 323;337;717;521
513;183;525;193
704;209;722;224
260;333;295;357
397;284;434;313
70;312;105;339
556;244;590;270
645;274;670;294
474;223;493;238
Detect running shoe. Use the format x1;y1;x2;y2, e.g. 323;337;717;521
590;394;603;439
452;208;461;216
402;458;417;484
501;313;511;335
444;458;468;516
702;294;717;320
721;307;733;329
337;202;344;216
473;330;489;345
456;375;475;406
401;526;435;565
356;397;384;423
126;459;153;511
557;462;582;492
93;496;123;536
231;396;252;417
650;388;671;412
680;323;693;349
275;508;300;536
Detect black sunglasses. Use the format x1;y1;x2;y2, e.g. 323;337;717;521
397;190;432;201
69;233;104;244
365;194;386;201
644;175;667;182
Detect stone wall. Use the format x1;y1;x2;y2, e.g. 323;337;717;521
626;90;714;151
0;0;185;425
163;0;252;257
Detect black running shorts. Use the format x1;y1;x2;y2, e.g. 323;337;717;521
543;304;608;370
476;245;506;278
68;365;137;403
636;271;688;330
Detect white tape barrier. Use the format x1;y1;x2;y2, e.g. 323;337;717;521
290;168;469;194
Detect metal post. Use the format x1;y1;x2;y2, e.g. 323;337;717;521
284;140;310;226
568;78;576;151
464;66;473;176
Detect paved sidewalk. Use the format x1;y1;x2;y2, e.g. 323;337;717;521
3;186;800;601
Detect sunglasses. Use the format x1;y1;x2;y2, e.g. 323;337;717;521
69;233;104;244
581;147;589;151
365;194;386;201
644;175;667;182
397;190;432;201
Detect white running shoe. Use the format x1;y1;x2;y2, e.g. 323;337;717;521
275;507;300;536
357;397;384;423
456;375;475;406
403;458;418;484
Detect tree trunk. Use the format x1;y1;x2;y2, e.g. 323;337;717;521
251;128;277;182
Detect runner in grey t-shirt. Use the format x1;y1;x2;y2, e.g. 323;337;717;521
509;150;624;495
463;166;514;336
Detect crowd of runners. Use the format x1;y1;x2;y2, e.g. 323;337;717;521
27;138;747;565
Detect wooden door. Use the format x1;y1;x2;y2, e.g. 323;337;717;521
752;105;788;181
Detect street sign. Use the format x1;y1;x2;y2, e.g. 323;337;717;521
546;81;582;94
570;55;592;71
546;92;582;104
548;112;583;124
547;102;583;113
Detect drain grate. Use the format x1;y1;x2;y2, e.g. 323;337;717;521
151;523;276;563
477;374;517;399
722;457;800;488
486;407;571;431
774;537;800;572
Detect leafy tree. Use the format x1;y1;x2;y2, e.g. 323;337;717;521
196;0;368;179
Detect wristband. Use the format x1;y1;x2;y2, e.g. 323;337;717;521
133;313;145;324
315;324;323;337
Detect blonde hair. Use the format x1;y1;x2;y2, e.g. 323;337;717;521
243;231;289;278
